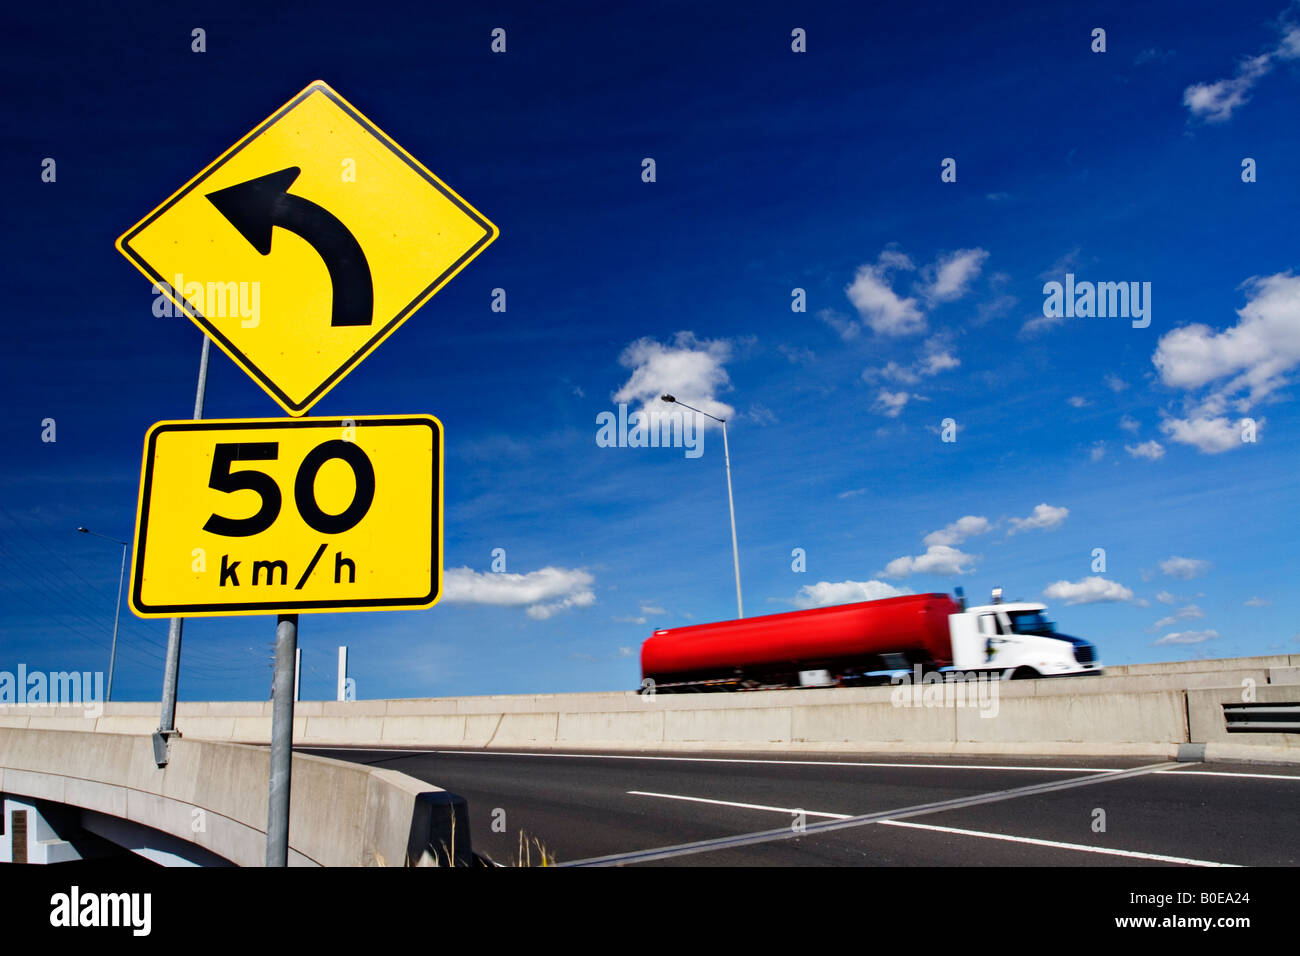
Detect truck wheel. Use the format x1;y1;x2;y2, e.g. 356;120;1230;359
1010;667;1040;680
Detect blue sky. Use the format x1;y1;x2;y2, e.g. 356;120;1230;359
2;0;1297;701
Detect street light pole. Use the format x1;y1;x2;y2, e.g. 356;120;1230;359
158;335;210;758
76;527;128;701
719;418;743;619
660;395;744;619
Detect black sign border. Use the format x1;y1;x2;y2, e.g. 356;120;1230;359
132;416;441;616
118;81;496;414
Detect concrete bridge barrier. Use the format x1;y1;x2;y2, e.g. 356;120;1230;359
1186;683;1300;763
0;729;470;866
1;655;1295;764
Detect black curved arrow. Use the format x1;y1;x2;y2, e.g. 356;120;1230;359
205;167;374;327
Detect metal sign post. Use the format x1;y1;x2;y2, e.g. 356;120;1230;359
266;613;298;867
155;336;210;766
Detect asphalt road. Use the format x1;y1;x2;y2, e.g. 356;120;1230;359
302;747;1300;867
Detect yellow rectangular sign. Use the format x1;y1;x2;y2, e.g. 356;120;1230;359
115;81;497;416
131;416;441;617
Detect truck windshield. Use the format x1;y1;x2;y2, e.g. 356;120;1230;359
1008;611;1056;635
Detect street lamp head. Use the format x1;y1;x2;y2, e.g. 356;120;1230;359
660;394;676;403
77;527;89;533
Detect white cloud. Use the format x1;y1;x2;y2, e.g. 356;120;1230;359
528;593;598;620
873;389;912;417
1182;16;1300;124
1008;503;1069;534
862;360;919;385
843;248;988;338
977;293;1018;324
1160;556;1211;580
1125;440;1166;460
613;615;647;625
640;604;666;616
1090;441;1107;462
817;308;860;341
863;336;960;385
1244;596;1271;607
443;566;596;620
1155;590;1177;605
618;646;635;657
877;249;914;270
1153;273;1300;452
1150;604;1205;630
1183;53;1272;122
1153;274;1300;401
791;579;910;609
1019;313;1065;339
1181;18;1300;122
846;254;925;336
923;515;993;548
1283;24;1300;58
612;331;734;428
920;248;989;304
1119;414;1141;433
881;545;977;579
779;344;816;365
838;488;868;499
920;346;960;376
1154;629;1219;646
1039;247;1084;282
1043;576;1135;605
1105;374;1129;393
1067;396;1090;408
1158;415;1247;454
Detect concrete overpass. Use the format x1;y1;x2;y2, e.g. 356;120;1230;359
0;730;470;866
1;655;1296;865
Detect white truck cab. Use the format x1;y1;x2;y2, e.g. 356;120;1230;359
948;593;1102;678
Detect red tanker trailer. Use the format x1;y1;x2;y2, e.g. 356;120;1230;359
640;589;1101;691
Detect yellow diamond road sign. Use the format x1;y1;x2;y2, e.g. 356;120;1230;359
116;81;497;416
130;416;441;617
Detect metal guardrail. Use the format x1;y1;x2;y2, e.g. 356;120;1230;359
1223;702;1300;733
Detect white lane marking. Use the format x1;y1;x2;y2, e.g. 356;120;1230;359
1156;769;1300;781
627;791;852;819
307;745;1128;774
625;789;1240;867
569;761;1181;866
878;820;1241;867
